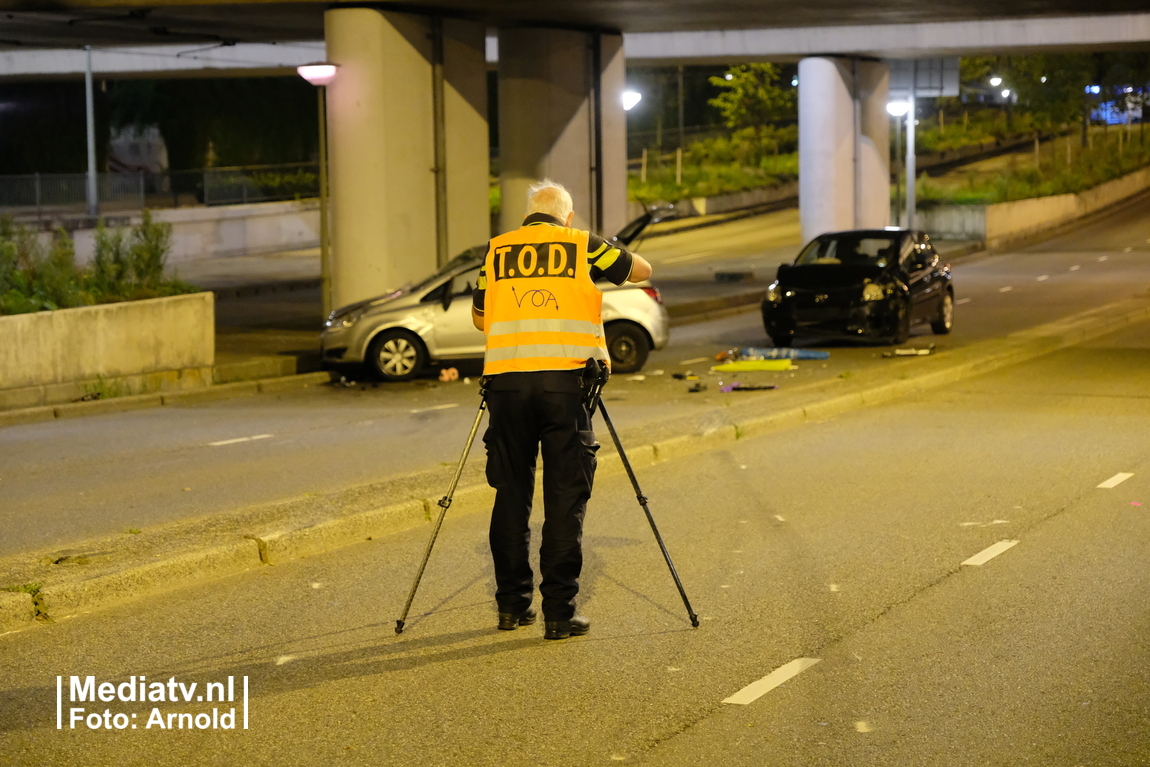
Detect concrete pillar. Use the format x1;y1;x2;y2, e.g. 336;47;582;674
497;28;628;237
325;8;488;309
798;57;890;244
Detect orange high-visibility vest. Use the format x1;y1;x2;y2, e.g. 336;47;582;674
482;222;610;376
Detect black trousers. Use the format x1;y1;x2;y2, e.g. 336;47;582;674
483;370;600;622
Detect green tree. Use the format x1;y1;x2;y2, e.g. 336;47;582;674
707;64;795;131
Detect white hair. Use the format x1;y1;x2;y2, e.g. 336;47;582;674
525;179;573;221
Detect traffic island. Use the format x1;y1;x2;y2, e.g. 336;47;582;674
0;291;1147;633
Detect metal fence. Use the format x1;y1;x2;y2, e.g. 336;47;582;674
0;162;320;220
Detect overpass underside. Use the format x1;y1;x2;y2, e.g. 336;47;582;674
4;8;1150;308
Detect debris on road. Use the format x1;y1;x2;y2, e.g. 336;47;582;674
712;360;793;372
438;367;460;381
626;375;646;382
672;371;700;380
883;344;936;358
720;382;779;393
678;357;710;365
717;347;830;362
687;382;707;393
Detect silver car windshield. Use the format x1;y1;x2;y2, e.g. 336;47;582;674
407;246;486;294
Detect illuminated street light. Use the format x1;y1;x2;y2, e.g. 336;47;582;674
622;90;642;111
296;61;338;317
989;76;1002;87
886;101;910;117
297;63;338;86
724;73;733;81
1002;89;1011;98
1041;76;1047;83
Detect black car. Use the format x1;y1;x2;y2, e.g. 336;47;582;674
761;229;953;347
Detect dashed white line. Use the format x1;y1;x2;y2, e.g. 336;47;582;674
1097;472;1134;489
1069;265;1081;271
1122;248;1132;253
409;403;460;414
955;298;972;305
998;286;1013;293
209;434;273;447
1099;255;1109;261
1036;275;1050;281
722;658;821;705
962;540;1019;566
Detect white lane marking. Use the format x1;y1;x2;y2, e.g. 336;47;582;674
962;540;1019;566
955;298;972;305
678;356;710;365
209;434;273;447
998;286;1013;293
1069;265;1081;271
1122;248;1132;253
855;721;873;733
722;658;821;705
409;403;460;414
1097;472;1134;489
1036;275;1050;281
1099;255;1109;261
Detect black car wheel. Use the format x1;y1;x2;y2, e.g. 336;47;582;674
768;328;794;347
606;322;650;373
367;329;427;382
890;301;912;345
931;291;954;335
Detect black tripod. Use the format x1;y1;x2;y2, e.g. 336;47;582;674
395;373;700;634
585;365;699;629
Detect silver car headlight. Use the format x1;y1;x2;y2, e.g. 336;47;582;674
861;282;885;302
767;281;783;303
324;307;367;330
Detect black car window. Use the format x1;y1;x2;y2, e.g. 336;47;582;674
796;234;899;267
420;280;449;303
452;267;481;297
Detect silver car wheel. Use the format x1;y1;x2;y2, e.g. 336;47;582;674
380;337;418;376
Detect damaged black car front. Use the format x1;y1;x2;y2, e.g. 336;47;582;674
761;229;953;347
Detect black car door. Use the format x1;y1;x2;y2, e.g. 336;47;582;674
900;234;933;322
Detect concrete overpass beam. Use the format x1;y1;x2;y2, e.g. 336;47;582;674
497;28;627;237
798;57;890;243
324;8;488;309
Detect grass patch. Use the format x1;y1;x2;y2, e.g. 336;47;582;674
1;582;42;597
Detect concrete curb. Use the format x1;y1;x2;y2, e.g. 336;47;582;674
0;371;336;429
0;591;36;634
35;539;262;619
2;294;1147;633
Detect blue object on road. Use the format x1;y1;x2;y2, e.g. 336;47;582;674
740;346;829;360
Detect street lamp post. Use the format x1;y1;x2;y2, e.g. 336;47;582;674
297;63;338;318
887;100;910;228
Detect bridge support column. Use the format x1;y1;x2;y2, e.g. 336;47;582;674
324;8;488;308
798;57;890;243
497;28;627;237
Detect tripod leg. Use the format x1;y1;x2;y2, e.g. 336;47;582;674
395;399;487;635
597;398;699;628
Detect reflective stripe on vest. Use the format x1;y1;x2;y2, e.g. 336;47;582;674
482;224;609;375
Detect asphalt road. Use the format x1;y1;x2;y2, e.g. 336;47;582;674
2;316;1148;766
1;195;1149;557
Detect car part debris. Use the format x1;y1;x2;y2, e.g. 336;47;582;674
438;367;460;381
883;344;936;358
687;382;707;393
720;382;779;393
716;347;829;362
712;360;793;372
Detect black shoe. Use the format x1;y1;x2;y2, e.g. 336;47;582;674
497;607;537;631
543;615;590;640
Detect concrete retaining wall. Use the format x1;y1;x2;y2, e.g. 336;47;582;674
626;181;798;222
0;292;214;409
916;166;1150;243
52;199;320;266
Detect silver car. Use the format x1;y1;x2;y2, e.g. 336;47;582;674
321;214;670;381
